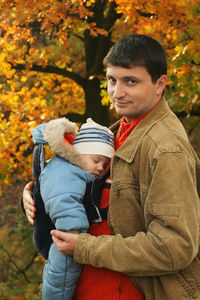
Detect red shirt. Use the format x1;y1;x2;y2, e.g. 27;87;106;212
74;116;147;300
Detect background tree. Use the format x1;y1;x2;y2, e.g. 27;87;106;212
0;1;200;298
0;0;200;191
0;0;199;187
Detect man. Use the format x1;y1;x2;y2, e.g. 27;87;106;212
23;34;200;300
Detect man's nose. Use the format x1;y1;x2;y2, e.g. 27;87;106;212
112;82;126;99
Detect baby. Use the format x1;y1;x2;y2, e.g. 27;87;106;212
31;117;115;300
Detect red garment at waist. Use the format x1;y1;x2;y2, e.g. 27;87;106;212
74;221;144;300
74;175;144;300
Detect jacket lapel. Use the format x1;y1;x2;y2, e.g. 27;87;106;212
113;99;170;163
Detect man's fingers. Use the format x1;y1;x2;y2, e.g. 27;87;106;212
51;235;67;255
22;181;36;225
24;193;35;208
51;229;66;240
52;236;64;247
27;215;35;225
24;200;36;221
26;181;34;191
23;181;34;199
51;229;79;238
25;201;36;213
51;230;79;255
22;181;36;223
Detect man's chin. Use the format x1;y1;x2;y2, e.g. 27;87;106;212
117;111;141;122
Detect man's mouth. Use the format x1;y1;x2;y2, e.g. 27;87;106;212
114;100;130;107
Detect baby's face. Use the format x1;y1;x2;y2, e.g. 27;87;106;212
81;154;110;177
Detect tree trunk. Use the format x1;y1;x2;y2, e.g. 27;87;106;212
82;1;120;125
84;77;109;125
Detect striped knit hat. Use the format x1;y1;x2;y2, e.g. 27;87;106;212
72;118;115;158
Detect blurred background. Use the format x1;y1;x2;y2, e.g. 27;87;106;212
0;0;199;298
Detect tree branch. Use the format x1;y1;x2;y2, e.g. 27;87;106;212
62;112;86;123
175;108;200;118
0;244;30;282
21;251;39;273
136;8;156;18
10;63;87;88
104;1;122;31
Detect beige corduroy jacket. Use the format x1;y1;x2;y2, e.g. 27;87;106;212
74;99;200;300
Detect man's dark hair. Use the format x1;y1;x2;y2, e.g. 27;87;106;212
103;34;167;83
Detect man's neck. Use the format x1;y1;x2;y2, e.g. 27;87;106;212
124;100;161;123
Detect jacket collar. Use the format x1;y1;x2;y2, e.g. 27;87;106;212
111;99;170;163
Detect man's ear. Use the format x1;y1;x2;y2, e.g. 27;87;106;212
156;75;168;96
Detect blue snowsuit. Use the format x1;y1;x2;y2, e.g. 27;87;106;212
31;119;94;300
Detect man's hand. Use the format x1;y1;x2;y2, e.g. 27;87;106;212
23;181;36;225
51;230;79;255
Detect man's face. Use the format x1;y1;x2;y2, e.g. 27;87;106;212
106;65;167;122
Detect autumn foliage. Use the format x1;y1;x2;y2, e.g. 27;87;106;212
0;0;200;298
0;0;200;193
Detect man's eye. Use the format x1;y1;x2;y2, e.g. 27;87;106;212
128;79;136;85
108;77;116;83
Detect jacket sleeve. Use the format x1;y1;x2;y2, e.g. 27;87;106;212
40;157;90;232
73;151;200;276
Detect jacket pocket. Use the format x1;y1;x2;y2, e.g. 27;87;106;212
175;257;200;298
109;180;145;236
147;203;180;217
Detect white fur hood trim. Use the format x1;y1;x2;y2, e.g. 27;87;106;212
44;118;88;171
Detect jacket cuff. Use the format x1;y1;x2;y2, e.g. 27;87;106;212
73;233;97;265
